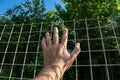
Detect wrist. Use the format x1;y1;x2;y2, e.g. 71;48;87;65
45;64;63;80
34;65;64;80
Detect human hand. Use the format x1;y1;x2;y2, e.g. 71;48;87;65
42;27;81;77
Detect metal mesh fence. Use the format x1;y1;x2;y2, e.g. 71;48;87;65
0;17;120;80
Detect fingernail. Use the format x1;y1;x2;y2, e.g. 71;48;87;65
42;37;45;40
54;27;57;29
64;28;68;32
54;27;58;31
46;32;49;35
76;43;80;46
65;28;68;31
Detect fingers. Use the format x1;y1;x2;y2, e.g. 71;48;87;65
45;32;52;47
45;27;68;47
42;37;46;52
53;27;59;45
61;28;68;48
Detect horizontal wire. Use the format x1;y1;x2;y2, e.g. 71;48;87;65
0;24;119;34
0;76;32;80
0;49;118;54
0;37;119;44
0;63;120;67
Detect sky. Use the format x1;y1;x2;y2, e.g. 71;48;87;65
0;0;65;15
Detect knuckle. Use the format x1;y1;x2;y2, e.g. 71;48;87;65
58;44;64;50
54;31;58;34
60;44;65;49
54;36;58;39
62;37;67;43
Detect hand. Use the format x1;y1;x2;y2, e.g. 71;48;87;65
42;27;80;79
42;27;81;75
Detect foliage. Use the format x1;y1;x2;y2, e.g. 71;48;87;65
0;0;120;80
56;0;119;20
5;0;46;23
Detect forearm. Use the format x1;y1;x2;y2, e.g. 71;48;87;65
33;65;63;80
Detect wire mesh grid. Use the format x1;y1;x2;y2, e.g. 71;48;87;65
0;17;120;80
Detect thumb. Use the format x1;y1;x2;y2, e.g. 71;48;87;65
64;43;81;70
71;43;81;58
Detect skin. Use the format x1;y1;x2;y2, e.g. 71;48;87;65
34;27;81;80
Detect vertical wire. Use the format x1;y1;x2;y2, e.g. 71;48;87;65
85;19;93;80
0;24;6;41
33;22;43;77
73;19;78;80
0;24;15;73
116;0;119;16
111;22;120;55
9;23;24;80
97;18;110;80
61;20;64;80
20;23;33;80
51;21;54;37
62;20;64;30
